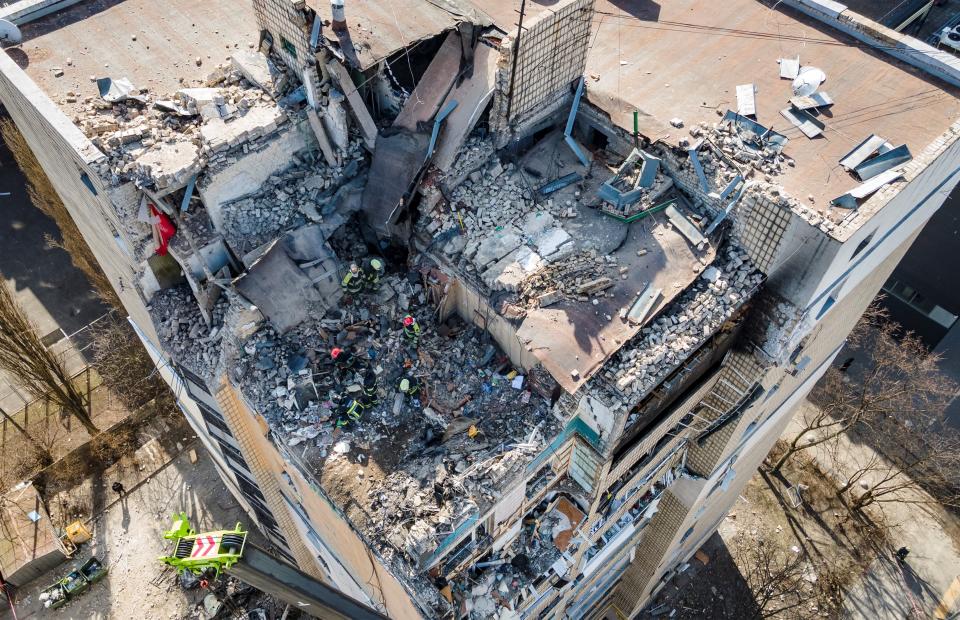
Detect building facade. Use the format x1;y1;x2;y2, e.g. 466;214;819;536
0;0;958;618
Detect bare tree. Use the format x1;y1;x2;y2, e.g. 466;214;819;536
732;534;811;619
771;304;955;473
0;279;99;435
831;407;960;511
88;316;167;410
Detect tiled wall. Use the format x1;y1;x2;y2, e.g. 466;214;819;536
494;0;595;126
251;0;312;73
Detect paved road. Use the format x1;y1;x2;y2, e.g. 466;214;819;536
786;402;960;620
0;109;106;336
0;109;107;412
7;444;269;619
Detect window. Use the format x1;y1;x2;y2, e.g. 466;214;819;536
883;279;959;329
816;295;835;319
851;230;875;260
80;171;98;195
281;36;297;59
680;526;694;543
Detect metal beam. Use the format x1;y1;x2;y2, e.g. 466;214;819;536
228;544;388;620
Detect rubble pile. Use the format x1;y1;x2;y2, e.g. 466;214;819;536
607;248;760;398
224;266;562;578
448;159;537;234
677;140;743;195
75;55;296;189
690;118;794;180
422;153;581;250
150;285;228;380
216;145;366;253
516;250;621;308
450;495;584;618
442;136;496;184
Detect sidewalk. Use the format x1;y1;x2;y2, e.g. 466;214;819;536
786;400;960;620
6;444;268;619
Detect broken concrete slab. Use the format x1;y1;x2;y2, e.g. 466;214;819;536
306;107;338;166
537;290;562;307
200;104;286;153
199;121;311;232
177;87;224;113
533;227;574;262
232;239;322;333
327;60;377;150
521;210;555;239
393;31;461;132
473;228;523;268
482;246;545;292
231;50;281;96
134;141;202;190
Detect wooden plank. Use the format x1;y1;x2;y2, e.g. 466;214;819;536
326;60;378;150
306;107;338;166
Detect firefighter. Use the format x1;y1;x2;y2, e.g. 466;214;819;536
341;263;365;295
364;257;385;291
402;315;421;347
361;370;379;406
330;347;355;371
334;398;365;429
398;374;420;399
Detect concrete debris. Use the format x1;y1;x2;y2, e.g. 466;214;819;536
608;248;760;399
151;285;228;381
693;117;791;178
675;142;742;198
76;55;300;189
516;251;620;309
216;141;366;253
230;50;284;98
449;495;584;618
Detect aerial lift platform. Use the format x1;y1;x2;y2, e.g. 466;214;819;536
158;512;387;620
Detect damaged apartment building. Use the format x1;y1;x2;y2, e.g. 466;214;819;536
1;0;959;617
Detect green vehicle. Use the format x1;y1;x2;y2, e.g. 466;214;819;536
158;512;248;577
39;557;108;609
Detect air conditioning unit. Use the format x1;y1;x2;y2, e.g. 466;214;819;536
940;25;960;52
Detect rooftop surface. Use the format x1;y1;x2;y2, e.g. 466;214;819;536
16;0;258;115
309;0;493;70
584;0;960;211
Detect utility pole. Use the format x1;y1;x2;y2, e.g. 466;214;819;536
504;0;527;122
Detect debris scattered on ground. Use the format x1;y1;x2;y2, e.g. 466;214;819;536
216;141;365;253
608;248;760;400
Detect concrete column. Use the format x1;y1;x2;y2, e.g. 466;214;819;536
323;88;350;151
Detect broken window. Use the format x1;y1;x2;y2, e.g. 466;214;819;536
851;230;875;261
280;36;297;59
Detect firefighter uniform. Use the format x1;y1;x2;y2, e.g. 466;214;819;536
399;375;420;398
362;371;379;406
341;263;365;295
365;257;385;291
402;315;421;347
335;399;365;428
331;347;355;370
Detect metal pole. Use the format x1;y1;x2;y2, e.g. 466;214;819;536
0;570;18;620
504;0;527;122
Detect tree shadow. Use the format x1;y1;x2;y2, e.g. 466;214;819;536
4;48;28;69
607;0;661;22
0;106;106;338
641;532;759;619
761;469;849;555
